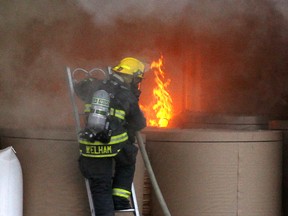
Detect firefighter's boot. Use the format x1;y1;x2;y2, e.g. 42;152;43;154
113;196;131;210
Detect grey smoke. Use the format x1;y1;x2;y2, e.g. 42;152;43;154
0;0;288;129
76;0;288;27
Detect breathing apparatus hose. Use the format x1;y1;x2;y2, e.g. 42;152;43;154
135;132;171;216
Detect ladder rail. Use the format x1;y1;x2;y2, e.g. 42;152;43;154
115;183;140;215
131;183;140;216
66;67;96;216
66;67;81;133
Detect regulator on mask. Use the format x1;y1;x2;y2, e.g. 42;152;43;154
80;90;112;143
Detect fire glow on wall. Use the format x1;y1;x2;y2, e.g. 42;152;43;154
140;56;174;128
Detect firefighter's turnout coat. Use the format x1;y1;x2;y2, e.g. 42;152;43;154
74;76;146;216
75;77;146;156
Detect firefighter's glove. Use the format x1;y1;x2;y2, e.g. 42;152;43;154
79;128;97;142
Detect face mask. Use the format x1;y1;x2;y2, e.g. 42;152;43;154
131;80;142;100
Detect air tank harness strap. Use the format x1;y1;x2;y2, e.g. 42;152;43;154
84;103;125;120
79;132;129;157
79;132;128;145
109;108;125;120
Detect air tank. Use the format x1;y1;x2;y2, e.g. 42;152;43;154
87;90;110;131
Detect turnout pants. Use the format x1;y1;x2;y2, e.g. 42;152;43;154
78;143;138;216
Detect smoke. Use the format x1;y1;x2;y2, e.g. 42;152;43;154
76;0;288;28
76;0;189;26
1;0;288;129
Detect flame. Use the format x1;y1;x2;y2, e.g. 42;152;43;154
141;56;173;128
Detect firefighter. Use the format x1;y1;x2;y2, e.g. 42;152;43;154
75;57;146;216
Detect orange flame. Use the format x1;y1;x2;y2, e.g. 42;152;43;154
141;56;173;127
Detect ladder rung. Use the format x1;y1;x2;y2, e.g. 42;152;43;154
115;208;136;212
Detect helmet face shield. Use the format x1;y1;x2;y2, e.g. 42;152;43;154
133;70;144;79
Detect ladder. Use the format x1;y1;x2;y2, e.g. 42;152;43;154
66;67;140;216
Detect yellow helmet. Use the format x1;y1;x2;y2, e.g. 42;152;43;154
112;57;144;78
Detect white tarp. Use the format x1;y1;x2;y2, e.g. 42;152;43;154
0;146;23;216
